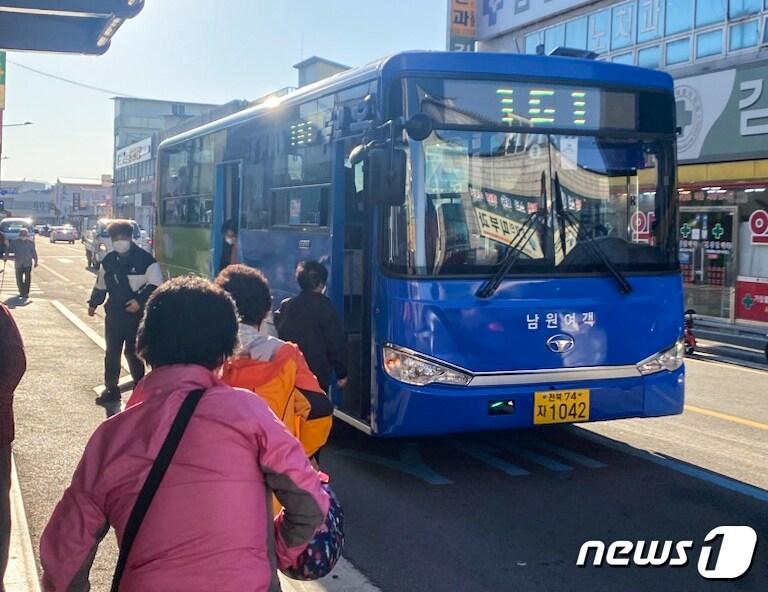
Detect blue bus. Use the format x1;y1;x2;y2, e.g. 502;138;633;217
155;51;684;436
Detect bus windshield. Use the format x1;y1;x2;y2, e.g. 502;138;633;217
382;130;677;277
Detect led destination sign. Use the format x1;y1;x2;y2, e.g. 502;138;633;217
413;79;638;132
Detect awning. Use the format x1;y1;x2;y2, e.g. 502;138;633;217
0;0;144;54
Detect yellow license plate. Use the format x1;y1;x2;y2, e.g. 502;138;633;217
533;389;590;425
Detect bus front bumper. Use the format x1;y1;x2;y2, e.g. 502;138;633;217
373;366;685;437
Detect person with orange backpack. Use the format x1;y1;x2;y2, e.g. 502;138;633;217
215;264;333;458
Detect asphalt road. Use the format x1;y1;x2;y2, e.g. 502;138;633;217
5;240;768;591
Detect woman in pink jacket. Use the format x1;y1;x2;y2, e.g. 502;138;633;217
40;276;329;591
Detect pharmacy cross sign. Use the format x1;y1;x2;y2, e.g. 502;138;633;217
712;223;725;240
743;293;755;309
680;222;692;238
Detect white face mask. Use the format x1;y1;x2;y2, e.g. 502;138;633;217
113;240;131;254
225;236;236;245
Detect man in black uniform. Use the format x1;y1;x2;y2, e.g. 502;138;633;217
88;220;163;405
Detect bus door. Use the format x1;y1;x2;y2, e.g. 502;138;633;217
331;138;371;428
212;160;243;276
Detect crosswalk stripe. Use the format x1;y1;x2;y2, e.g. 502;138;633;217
444;438;530;477
480;435;573;471
528;440;607;469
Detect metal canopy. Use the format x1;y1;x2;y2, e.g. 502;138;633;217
0;0;144;54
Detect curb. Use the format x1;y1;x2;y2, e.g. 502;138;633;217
4;454;41;592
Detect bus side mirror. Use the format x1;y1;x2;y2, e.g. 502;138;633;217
364;147;406;207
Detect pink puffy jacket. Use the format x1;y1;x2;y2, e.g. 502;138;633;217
40;364;330;592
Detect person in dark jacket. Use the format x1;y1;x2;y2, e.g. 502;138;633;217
87;220;163;405
7;228;37;299
0;303;26;590
276;261;347;392
219;220;237;273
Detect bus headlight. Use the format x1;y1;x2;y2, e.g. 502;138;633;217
383;345;471;386
636;340;685;375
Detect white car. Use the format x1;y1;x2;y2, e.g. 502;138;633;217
50;225;78;244
84;218;142;269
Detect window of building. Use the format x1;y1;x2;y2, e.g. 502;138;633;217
612;51;634;64
695;0;725;26
638;45;661;68
729;0;761;19
565;17;588;49
665;0;692;35
638;0;664;42
544;24;565;53
525;32;543;54
171;103;186;116
730;19;760;50
611;1;636;50
696;29;724;57
588;9;610;52
666;37;691;64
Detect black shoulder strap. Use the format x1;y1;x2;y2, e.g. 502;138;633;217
111;388;206;591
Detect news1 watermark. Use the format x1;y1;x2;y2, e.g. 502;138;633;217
577;526;758;580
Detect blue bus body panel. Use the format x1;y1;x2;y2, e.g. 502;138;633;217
371;273;684;436
378;274;683;372
238;229;331;304
375;365;684;437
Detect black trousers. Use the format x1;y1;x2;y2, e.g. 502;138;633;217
14;265;31;297
104;311;145;398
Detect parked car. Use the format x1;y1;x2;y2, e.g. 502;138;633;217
0;218;34;254
50;225;78;244
35;224;52;237
83;218;141;269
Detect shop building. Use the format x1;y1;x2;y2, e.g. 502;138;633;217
53;176;112;232
0;180;55;223
452;0;768;325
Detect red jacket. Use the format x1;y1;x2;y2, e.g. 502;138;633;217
0;303;25;446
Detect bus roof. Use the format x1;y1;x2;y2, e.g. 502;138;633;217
159;50;673;150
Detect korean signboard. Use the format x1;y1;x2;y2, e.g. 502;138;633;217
675;60;768;164
115;137;152;169
736;277;768;323
477;0;592;40
447;0;476;52
749;209;768;245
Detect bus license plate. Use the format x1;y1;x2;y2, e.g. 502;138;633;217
533;389;590;425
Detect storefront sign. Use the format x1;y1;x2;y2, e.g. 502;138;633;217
477;0;592;40
115;137;152;169
675;61;768;163
749;209;768;245
447;0;476;51
736;277;768;323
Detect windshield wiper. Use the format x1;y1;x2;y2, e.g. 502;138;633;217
476;172;547;299
553;173;633;295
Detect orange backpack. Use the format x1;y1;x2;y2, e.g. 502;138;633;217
222;342;332;458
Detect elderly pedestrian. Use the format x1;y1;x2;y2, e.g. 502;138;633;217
41;276;329;592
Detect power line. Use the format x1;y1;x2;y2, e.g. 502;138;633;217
8;59;133;97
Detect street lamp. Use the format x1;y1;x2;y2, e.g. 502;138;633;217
1;121;33;127
0;120;33;193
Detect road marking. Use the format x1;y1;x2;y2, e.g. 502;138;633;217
6;455;42;592
480;436;573;472
56;257;73;264
444;438;531;477
37;262;72;283
528;440;608;469
573;427;768;503
50;300;129;371
335;442;452;485
685;404;768;432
